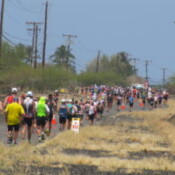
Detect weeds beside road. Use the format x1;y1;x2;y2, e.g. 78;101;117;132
0;100;175;174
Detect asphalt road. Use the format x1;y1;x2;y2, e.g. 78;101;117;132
0;100;158;145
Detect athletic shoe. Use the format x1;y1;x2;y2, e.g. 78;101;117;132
41;134;45;141
38;136;41;142
7;137;13;144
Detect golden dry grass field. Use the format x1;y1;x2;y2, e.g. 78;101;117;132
0;99;175;174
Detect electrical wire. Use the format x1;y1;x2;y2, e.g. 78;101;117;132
2;34;16;46
8;0;41;14
15;0;41;9
4;32;31;42
5;9;24;26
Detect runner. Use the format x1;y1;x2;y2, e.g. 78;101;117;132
154;93;158;108
4;97;25;144
128;95;134;112
58;99;68;131
0;100;3;111
158;92;163;108
78;100;85;126
106;93;113;112
116;95;122;112
36;97;50;142
88;101;96;125
71;101;78;119
66;99;73;129
84;101;90;120
53;90;59;108
148;95;154;111
45;94;56;135
96;101;104;119
141;91;147;110
3;88;22;107
21;91;35;142
163;90;169;106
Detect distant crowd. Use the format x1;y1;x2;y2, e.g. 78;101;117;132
0;85;169;145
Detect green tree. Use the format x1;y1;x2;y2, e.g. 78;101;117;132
0;42;32;69
86;51;134;76
50;45;75;72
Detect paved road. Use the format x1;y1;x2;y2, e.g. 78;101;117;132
0;100;162;145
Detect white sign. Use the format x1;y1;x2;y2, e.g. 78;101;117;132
71;118;80;133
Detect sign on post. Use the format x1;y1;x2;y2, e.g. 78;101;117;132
71;118;80;133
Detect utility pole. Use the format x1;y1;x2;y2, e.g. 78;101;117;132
42;1;48;68
63;34;77;71
144;60;152;82
0;0;5;61
96;50;100;73
26;22;42;68
161;68;167;88
27;22;36;66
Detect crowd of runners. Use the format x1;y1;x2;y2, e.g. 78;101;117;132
0;85;169;145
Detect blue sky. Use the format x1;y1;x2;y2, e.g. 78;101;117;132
3;0;175;84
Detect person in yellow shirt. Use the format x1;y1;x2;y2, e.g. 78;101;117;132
4;97;25;144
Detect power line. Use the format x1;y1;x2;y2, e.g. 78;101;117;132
4;31;30;42
16;0;40;9
2;34;16;46
8;0;40;13
5;9;24;26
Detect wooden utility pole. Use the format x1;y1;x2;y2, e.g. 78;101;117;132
62;34;77;71
27;22;36;66
26;22;42;68
42;1;48;68
161;68;167;88
144;60;152;82
0;0;5;61
96;50;100;73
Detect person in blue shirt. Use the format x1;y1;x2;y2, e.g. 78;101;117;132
58;99;68;131
66;99;73;129
128;96;134;112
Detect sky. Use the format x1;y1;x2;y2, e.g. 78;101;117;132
3;0;175;84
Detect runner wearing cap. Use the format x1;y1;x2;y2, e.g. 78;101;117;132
58;99;68;131
21;91;35;142
45;94;56;135
53;90;59;108
66;99;73;129
36;97;50;142
4;97;25;144
128;95;134;112
3;87;22;108
88;101;96;125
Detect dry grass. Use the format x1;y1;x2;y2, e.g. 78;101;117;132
0;100;175;174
